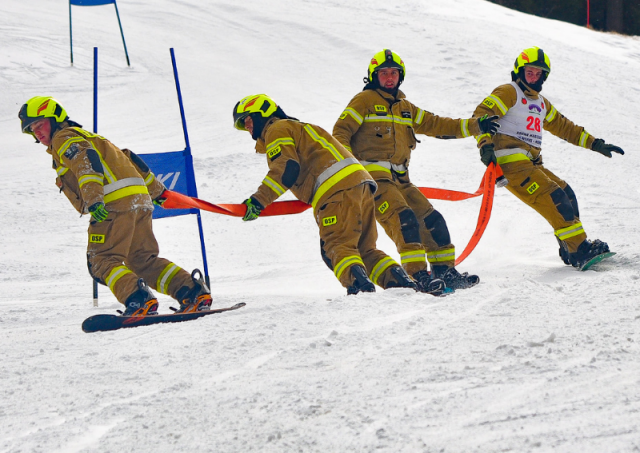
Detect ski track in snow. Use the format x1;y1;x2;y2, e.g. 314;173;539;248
2;0;640;452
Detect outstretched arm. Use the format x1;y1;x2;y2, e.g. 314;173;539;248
543;98;624;158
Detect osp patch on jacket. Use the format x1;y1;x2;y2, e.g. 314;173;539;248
268;145;282;161
374;105;388;115
482;97;496;109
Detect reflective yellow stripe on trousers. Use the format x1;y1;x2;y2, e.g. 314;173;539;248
555;222;585;241
400;250;426;266
157;263;182;295
334;255;364;281
427;248;455;264
106;265;133;293
370;256;398;285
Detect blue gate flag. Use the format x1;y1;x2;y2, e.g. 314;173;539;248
138;149;199;219
70;0;114;5
69;0;130;66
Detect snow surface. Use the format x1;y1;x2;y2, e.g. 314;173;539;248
1;0;640;451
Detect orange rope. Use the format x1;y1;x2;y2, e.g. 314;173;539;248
161;164;502;263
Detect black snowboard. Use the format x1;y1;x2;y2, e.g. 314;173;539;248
82;302;246;333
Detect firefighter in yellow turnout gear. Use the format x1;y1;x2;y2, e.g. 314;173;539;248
233;94;424;295
472;47;624;268
19;96;212;315
333;49;500;291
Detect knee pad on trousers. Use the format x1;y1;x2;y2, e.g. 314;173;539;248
563;184;580;218
550;188;576;222
399;209;421;244
424;210;451;247
319;239;333;271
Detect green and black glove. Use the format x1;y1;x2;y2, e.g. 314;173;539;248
242;197;263;221
153;190;168;207
478;114;501;136
479;144;498;167
88;202;109;222
591;139;624;158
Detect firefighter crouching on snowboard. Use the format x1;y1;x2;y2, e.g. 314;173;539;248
333;49;500;292
472;47;624;268
19;96;212;315
233;94;422;295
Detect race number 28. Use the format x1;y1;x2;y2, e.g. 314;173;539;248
526;116;541;132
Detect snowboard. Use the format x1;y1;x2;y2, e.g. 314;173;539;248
579;252;616;271
82;302;246;333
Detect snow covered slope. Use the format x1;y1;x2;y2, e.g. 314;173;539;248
1;0;639;451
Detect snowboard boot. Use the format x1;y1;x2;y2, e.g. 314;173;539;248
569;239;609;268
385;266;418;291
557;238;571;265
433;265;480;290
347;265;376;295
175;269;213;313
122;279;159;316
412;270;446;296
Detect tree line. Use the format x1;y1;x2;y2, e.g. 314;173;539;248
487;0;638;35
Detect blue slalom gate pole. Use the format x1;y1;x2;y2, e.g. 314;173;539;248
170;48;210;287
113;1;130;66
69;2;74;65
92;47;99;306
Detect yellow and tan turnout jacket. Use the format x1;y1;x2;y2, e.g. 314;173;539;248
48;124;165;214
473;82;595;163
333;88;483;180
251;118;375;212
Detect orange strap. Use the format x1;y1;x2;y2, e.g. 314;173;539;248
454;164;499;265
161;164;502;264
161;190;310;217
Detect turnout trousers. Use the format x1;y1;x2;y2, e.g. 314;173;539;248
501;159;587;253
86;208;194;304
317;184;401;289
373;175;456;276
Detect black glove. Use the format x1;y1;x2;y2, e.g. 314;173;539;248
591;138;624;158
479;144;497;167
242;197;263;221
477;114;501;136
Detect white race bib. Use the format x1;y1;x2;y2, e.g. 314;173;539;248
497;82;547;147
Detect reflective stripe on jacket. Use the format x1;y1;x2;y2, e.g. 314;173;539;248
473;83;596;163
333;88;482;180
48;125;165;213
251;118;375;212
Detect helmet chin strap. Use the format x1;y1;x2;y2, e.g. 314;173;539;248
512;71;544;94
379;85;399;96
369;74;402;95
